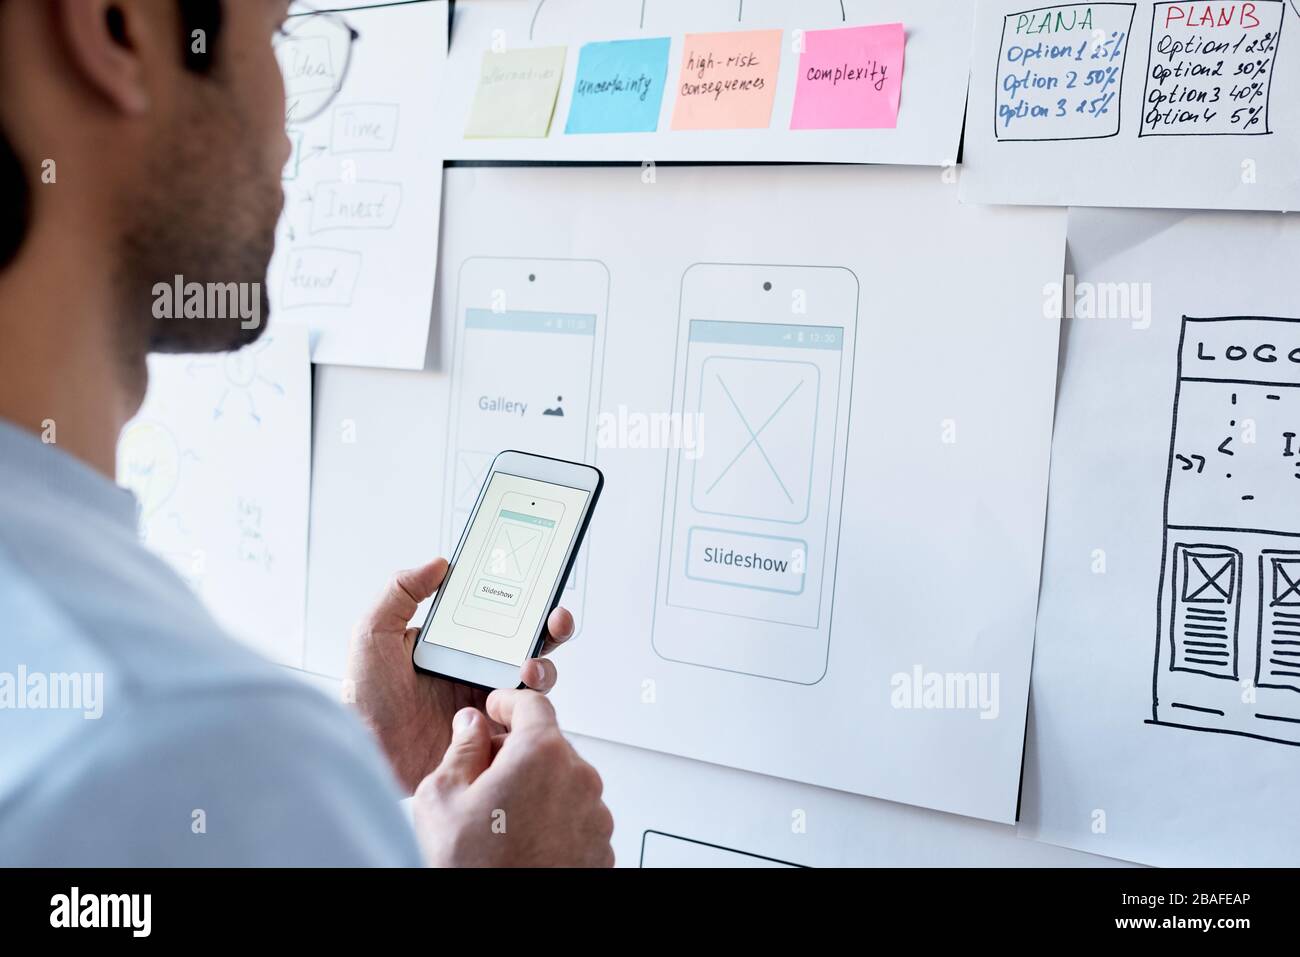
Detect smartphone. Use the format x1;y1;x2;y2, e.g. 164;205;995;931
652;263;858;684
444;257;609;623
414;450;603;690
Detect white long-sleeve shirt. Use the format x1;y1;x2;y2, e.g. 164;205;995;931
0;420;421;865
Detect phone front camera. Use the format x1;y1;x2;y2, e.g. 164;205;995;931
528;273;536;282
763;281;772;291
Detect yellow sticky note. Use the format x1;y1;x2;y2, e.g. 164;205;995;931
671;30;782;130
465;47;567;138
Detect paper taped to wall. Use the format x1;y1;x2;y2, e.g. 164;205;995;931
118;326;312;668
1022;207;1300;866
417;164;1065;824
961;0;1300;210
439;0;972;165
268;0;447;369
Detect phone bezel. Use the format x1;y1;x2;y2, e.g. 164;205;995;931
412;450;603;691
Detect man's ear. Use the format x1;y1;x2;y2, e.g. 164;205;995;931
54;0;165;115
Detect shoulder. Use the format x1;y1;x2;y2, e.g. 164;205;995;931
0;678;422;866
0;542;421;866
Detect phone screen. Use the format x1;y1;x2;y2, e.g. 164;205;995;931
423;471;591;666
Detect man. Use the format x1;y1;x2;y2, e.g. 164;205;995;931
0;0;614;866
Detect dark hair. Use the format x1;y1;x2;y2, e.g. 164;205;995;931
0;0;223;270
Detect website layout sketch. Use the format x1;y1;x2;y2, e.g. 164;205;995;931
1153;317;1300;745
654;264;858;684
444;258;608;616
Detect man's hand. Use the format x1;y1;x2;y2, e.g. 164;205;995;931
346;558;575;794
412;690;614;867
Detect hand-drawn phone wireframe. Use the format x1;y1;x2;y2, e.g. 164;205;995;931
444;257;609;621
1152;316;1300;745
652;263;858;684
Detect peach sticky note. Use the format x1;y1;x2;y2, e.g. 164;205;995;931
671;30;782;131
790;23;905;130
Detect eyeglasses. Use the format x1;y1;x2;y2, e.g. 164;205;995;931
274;2;361;125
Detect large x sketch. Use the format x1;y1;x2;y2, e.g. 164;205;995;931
692;356;820;525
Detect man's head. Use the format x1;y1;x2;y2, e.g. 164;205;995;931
0;0;292;380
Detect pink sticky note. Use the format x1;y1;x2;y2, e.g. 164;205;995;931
671;30;783;131
790;23;905;130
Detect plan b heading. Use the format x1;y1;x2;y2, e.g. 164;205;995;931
994;1;1286;141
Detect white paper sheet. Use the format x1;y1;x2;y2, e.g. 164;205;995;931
279;662;1132;864
304;363;450;677
438;0;973;166
570;734;1131;866
117;326;313;667
1022;206;1300;866
961;0;1300;210
307;164;1065;823
268;0;447;369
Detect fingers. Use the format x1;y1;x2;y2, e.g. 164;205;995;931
538;606;575;655
485;688;557;733
426;708;492;793
357;558;448;634
520;657;557;694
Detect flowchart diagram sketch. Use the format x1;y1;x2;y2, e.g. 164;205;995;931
439;0;975;166
654;263;857;684
268;0;446;368
1153;316;1300;744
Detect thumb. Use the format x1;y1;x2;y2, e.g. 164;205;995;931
429;708;492;793
355;559;448;636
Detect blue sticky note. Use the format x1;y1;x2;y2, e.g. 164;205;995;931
564;37;671;135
